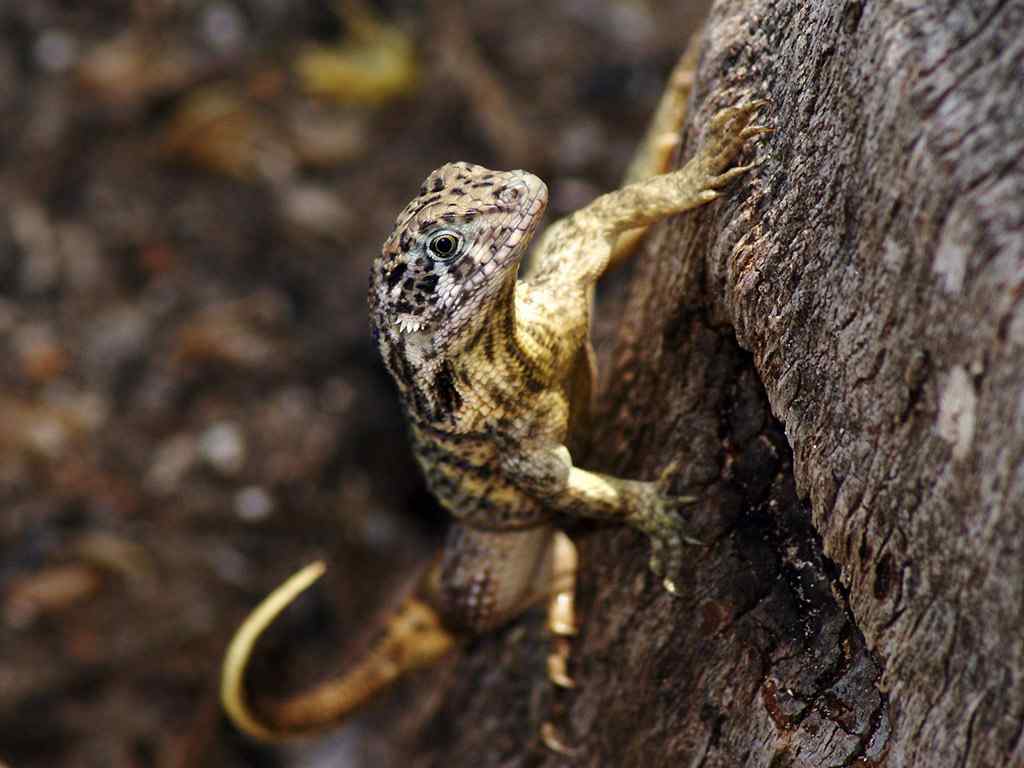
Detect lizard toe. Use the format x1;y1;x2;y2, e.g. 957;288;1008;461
632;484;703;595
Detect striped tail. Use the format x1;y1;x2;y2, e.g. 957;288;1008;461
221;560;456;741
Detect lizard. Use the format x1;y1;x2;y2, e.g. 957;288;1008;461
220;47;770;741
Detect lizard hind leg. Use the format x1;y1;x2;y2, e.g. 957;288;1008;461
525;34;702;284
433;525;579;690
621;30;701;187
609;31;702;270
220;560;456;741
545;531;578;689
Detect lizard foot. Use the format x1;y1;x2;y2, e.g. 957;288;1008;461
697;98;772;189
629;463;702;595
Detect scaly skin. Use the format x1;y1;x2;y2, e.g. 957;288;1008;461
371;98;769;603
221;54;769;740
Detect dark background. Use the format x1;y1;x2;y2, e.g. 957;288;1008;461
0;1;707;765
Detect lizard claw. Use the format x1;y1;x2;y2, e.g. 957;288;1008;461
699;98;771;185
631;463;704;595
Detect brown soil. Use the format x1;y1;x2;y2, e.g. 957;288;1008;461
0;2;705;765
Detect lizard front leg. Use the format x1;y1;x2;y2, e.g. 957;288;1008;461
583;99;770;238
527;98;769;294
502;446;696;594
528;39;701;280
609;34;701;269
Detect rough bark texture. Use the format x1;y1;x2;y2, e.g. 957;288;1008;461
416;1;1024;766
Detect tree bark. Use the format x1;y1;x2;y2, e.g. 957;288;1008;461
416;1;1024;766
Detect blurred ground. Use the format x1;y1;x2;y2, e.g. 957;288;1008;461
0;1;707;765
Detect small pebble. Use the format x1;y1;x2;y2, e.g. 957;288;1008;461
234;485;274;522
146;433;197;495
10;202;60;294
35;28;79;73
199;421;246;476
4;564;101;628
201;3;247;54
282;182;352;238
207;544;249;586
13;324;68;382
85;304;151;375
59;222;104;293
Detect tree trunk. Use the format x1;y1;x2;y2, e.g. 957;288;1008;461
415;1;1024;765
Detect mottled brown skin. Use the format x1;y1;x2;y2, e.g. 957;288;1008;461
370;99;769;624
220;51;769;740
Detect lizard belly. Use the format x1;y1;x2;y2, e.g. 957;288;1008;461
411;424;550;530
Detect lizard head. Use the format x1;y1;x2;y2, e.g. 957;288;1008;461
370;162;548;360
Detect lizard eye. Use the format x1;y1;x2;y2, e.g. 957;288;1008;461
426;231;462;261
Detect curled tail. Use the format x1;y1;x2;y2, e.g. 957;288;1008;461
220;560;456;741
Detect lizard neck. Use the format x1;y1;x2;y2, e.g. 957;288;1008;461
446;280;555;433
397;277;552;433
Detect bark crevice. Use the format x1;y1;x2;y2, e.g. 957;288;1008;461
412;1;1023;764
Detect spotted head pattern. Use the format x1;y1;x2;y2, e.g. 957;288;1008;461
369;162;548;416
